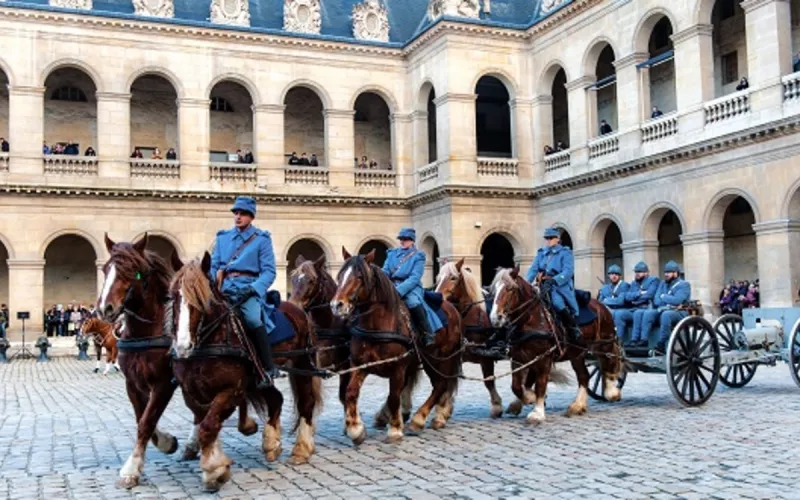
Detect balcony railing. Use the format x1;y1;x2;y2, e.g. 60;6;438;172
210;162;256;182
588;133;619;159
285;166;329;185
418;160;441;183
0;153;8;172
704;90;750;125
783;71;800;103
477;157;518;177
130;159;181;179
354;169;396;187
43;155;98;175
544;150;571;172
641;113;678;143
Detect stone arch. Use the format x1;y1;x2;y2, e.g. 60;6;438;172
475;226;524;256
588;214;626;249
0;233;15;260
641;203;685;272
129;73;180;158
40;58;105;93
694;0;719;25
349;85;399;113
479;232;518;286
39;229;103;260
0;56;16;87
710;193;760;283
419;233;441;287
582;37;619;76
588;216;624;273
279;79;331;110
209;79;255;161
281;234;334;264
43;233;99;311
356;234;395;252
704;188;761;231
284;84;327;165
475;74;514;158
781;176;800;219
633;8;680;53
418;81;438;163
357;237;392;268
131;231;185;259
285;237;330;294
417;80;436;111
353;91;393;169
125;66;184;98
537;60;570;96
550;222;574;249
206;73;261;106
470;68;518;100
0;235;9;309
641;202;687;241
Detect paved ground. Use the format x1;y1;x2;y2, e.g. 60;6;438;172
0;357;798;499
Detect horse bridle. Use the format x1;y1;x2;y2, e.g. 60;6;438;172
498;277;539;328
106;265;156;325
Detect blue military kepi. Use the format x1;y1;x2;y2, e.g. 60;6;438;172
607;264;622;275
634;261;649;273
231;196;257;217
543;228;560;239
664;260;681;273
397;228;416;241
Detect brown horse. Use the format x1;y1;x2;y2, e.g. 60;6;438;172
435;259;504;418
490;267;621;424
330;248;462;445
81;316;120;375
169;253;322;491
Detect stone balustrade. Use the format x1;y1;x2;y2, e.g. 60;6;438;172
210;162;257;182
130;159;181;179
354;169;396;187
704;90;750;125
588;133;619;159
418;160;441;183
0;153;8;173
477;157;519;177
641;113;678;143
43;155;98;175
783;71;800;103
544;150;571;172
285;166;329;185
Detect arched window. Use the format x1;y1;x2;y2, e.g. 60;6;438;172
50;86;88;102
210;96;234;113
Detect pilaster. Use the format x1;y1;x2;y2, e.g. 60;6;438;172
96;92;132;178
253;104;285;186
680;231;725;316
753;219;800;307
323;108;356;188
177;98;210;186
8;259;46;333
8;86;45;176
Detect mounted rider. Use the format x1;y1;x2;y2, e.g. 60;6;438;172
382;228;442;347
598;264;630;336
210;196;280;388
623;261;660;348
525;228;582;343
640;260;691;355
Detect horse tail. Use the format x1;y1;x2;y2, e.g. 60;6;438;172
549;364;572;386
245;387;270;423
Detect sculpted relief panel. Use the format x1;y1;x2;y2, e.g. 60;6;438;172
49;0;92;9
132;0;175;18
540;0;569;15
427;0;480;20
352;0;390;43
210;0;251;27
284;0;322;35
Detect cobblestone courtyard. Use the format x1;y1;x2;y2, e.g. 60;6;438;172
0;358;798;499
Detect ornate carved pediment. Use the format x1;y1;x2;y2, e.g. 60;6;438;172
210;0;250;27
427;0;480;21
284;0;322;35
352;0;389;43
540;0;569;15
49;0;92;9
132;0;174;18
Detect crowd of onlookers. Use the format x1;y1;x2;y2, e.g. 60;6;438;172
130;147;178;160
43;141;95;156
44;303;94;337
719;279;759;315
288;151;319;166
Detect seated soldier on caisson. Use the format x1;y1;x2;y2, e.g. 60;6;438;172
598;264;630;338
640;261;691;355
622;261;660;348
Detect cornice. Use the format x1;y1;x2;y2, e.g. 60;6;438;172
564;76;595;91
620;240;659;251
408;185;532;208
253;104;286;114
176;98;210;108
403;19;529;56
323;109;356;118
527;0;603;36
573;248;604;258
670;24;713;45
532;95;553;106
6;259;46;269
741;0;787;13
433;93;477;106
390;113;413;124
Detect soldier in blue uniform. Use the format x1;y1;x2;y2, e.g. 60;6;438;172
622;261;660;348
525;228;582;343
598;264;630;338
382;228;442;346
640;261;691;355
210;196;279;387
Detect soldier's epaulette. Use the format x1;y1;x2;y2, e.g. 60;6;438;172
216;228;230;236
257;229;272;239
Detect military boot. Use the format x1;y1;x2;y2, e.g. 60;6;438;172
249;326;281;389
558;310;583;345
410;305;436;347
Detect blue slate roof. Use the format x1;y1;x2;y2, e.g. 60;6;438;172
1;0;570;47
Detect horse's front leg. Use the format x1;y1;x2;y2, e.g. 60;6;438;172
94;343;102;373
262;385;284;462
385;368;406;443
566;356;590;417
481;359;503;418
526;365;550;425
198;392;238;492
345;370;368;445
507;365;535;416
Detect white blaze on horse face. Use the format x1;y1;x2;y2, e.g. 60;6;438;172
175;291;192;356
100;264;117;310
490;283;505;326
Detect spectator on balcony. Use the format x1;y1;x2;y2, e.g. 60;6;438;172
64;141;79;155
166;148;177;160
53;143;64;154
288;152;300;165
651;106;664;119
84;146;96;157
544;145;554;156
556;141;568;152
599;120;613;136
358;155;369;169
309;154;319;167
794;51;800;72
43;142;51;155
130;147;143;159
151;147;162;160
243;149;254;164
736;77;749;91
0;137;8;152
300;153;311;166
369;160;378;169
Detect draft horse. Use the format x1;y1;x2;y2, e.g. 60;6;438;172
170;253;322;491
330;248;462;445
490;267;622;424
435;259;504;418
81;316;120;375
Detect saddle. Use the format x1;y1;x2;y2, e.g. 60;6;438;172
423;291;449;328
574;289;597;326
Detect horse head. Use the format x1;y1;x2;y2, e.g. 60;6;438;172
170;252;218;358
290;254;331;309
435;258;468;302
99;233;154;323
330;246;381;319
489;265;536;328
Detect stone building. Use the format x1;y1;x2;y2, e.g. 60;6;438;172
0;0;799;332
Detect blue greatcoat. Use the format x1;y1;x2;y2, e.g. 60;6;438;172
381;246;443;332
525;244;579;316
598;281;630;309
625;275;661;342
210;225;277;332
641;278;692;344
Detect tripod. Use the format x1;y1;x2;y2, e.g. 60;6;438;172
9;317;35;360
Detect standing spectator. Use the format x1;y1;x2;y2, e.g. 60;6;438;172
130;148;143;159
369;160;378;169
719;287;736;314
1;303;8;331
69;304;83;335
45;306;59;337
358;155;368;169
651;106;664;119
64;140;79;155
53;143;64;154
599;120;613;135
0;137;9;152
56;304;67;336
736;77;749;91
544;145;554;156
556;141;568;151
794;51;800;72
288;152;300;165
740;283;759;309
0;309;5;338
151;147;162;159
300;153;311;166
84;146;96;156
244;149;254;164
43;142;51;154
166;147;177;160
309;154;319;166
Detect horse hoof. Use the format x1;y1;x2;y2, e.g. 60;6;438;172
165;437;179;455
288;454;310;466
430;420;446;431
203;465;231;492
351;428;367;446
181;448;199;461
525;415;545;426
506;402;523;417
565;406;587;417
402;412;411;423
117;476;139;490
239;420;259;436
264;444;282;463
384;434;403;444
490;405;504;419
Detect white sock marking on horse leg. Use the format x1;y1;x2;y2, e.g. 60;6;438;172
95;360;101;370
186;425;199;452
119;453;143;478
103;362;111;375
100;264;116;311
604;375;621;401
526;396;546;424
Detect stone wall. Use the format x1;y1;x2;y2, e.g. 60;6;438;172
43;235;97;309
284;87;325;164
130;76;178;155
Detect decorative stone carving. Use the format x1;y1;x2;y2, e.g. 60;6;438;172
540;0;569;15
427;0;480;21
49;0;92;9
210;0;250;27
352;0;389;43
284;0;322;35
132;0;174;18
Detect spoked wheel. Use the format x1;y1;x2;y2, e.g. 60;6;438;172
666;316;721;407
713;314;757;388
586;359;627;401
789;318;800;389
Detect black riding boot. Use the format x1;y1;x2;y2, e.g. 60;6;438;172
559;310;583;345
249;326;280;389
410;305;436;347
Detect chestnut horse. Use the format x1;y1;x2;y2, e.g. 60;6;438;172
170;253;322;491
490;267;621;424
330;248;462;445
81;316;120;375
435;259;504;418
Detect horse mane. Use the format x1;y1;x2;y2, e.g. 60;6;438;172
109;244;172;296
338;255;401;311
438;262;485;310
82;317;109;335
490;268;516;292
172;259;217;315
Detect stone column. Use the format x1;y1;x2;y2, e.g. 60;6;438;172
671;25;714;137
8;86;45;176
323;109;355;188
680;231;725;316
753;220;800;307
8;259;46;333
531;95;553;183
742;0;794;116
613;53;648;159
565;77;594;165
391;112;413;193
177;98;210;186
510;97;534;181
96;92;131;178
252;104;285;187
96;261;106;299
620;240;659;281
434;93;478;182
573;248;604;292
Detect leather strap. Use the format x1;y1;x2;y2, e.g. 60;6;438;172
389;249;417;276
217;232;259;291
